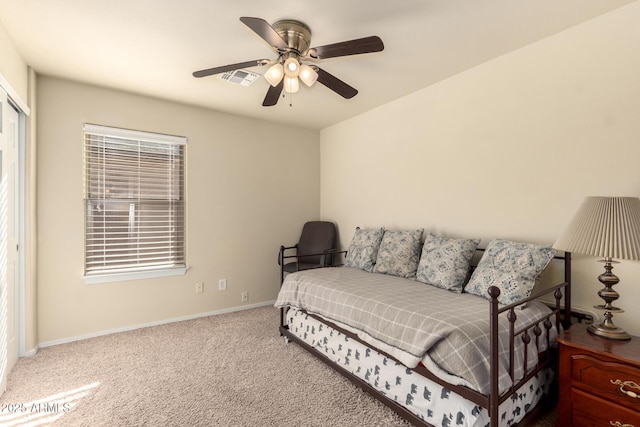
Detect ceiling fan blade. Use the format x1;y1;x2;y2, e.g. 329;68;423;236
240;17;288;51
262;79;284;106
193;60;266;78
315;68;358;99
308;36;384;60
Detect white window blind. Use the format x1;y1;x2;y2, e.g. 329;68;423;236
83;124;186;278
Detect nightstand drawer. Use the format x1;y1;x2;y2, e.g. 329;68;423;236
572;354;640;411
572;388;640;427
557;324;640;426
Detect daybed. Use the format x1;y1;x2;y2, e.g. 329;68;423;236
275;227;571;427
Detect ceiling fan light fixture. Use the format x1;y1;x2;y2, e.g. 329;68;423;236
299;64;318;87
264;63;284;86
284;76;299;94
283;57;300;77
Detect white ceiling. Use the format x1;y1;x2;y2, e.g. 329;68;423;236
0;0;635;130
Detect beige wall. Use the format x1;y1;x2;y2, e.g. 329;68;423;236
321;3;640;335
37;77;319;344
0;20;28;101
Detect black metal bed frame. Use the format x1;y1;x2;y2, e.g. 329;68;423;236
277;249;572;427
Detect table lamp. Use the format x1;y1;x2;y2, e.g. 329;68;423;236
553;196;640;340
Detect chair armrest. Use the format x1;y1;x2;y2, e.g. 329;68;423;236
277;244;298;266
319;248;347;267
291;248;348;267
279;249;349;285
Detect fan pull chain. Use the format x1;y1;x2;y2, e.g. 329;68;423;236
283;91;293;107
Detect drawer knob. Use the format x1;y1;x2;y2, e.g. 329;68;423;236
611;379;640;399
610;422;635;427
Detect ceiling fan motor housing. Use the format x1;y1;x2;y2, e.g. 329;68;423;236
272;19;312;55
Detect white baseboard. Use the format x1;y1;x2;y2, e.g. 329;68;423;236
37;300;276;350
22;346;39;357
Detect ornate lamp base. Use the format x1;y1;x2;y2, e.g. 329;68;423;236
588;322;631;340
588;258;631;341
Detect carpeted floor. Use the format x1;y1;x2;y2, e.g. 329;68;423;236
0;306;557;426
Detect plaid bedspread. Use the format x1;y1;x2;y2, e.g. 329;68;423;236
274;267;555;394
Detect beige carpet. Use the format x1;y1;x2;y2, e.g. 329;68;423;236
0;306;556;426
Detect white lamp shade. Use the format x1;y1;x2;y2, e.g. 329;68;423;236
264;63;284;87
284;57;300;77
299;64;318;87
283;76;299;93
553;196;640;261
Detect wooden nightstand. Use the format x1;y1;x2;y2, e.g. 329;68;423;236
557;323;640;426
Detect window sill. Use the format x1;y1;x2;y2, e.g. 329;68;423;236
83;267;188;285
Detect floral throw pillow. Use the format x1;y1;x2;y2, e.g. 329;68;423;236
465;239;555;305
373;229;424;278
344;227;385;272
416;234;480;292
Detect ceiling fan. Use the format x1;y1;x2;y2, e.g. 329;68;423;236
192;17;384;106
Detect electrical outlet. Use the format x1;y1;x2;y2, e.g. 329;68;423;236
218;279;227;291
241;291;248;302
195;282;204;294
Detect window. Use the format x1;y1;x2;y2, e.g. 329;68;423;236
83;124;186;283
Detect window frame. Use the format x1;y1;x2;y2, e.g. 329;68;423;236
82;124;187;284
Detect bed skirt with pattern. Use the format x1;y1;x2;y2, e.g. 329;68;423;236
286;307;553;427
